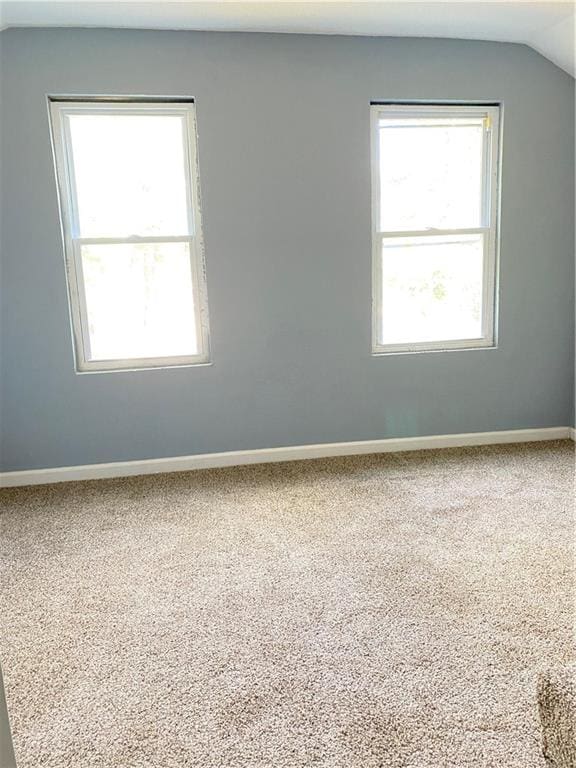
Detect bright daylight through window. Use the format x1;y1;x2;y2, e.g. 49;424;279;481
50;100;210;371
371;104;500;353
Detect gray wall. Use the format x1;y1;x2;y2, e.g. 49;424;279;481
0;29;574;472
0;665;16;768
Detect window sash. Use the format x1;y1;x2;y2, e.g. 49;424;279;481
371;103;500;354
50;99;210;372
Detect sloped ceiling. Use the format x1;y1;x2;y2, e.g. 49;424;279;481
0;1;574;77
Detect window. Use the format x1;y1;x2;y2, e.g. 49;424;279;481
50;99;210;371
371;103;500;354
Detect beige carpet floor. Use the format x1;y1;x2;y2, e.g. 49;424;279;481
0;440;574;767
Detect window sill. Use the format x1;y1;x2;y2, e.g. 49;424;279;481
372;343;497;357
75;361;213;375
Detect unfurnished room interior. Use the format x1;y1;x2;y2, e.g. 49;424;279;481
0;1;575;767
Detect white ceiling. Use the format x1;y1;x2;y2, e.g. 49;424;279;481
1;1;574;77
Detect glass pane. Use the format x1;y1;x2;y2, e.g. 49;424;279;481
69;114;190;237
379;117;484;231
379;234;484;346
81;242;198;361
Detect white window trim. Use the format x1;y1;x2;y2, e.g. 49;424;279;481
370;103;501;355
49;98;211;373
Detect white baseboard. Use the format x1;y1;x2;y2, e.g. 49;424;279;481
0;426;573;488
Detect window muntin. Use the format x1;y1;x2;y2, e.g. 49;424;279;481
371;104;500;354
50;100;210;371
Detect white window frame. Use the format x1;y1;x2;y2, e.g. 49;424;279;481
370;103;501;355
49;98;211;372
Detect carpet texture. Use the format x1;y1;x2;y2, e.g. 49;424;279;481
0;440;574;767
538;664;576;767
